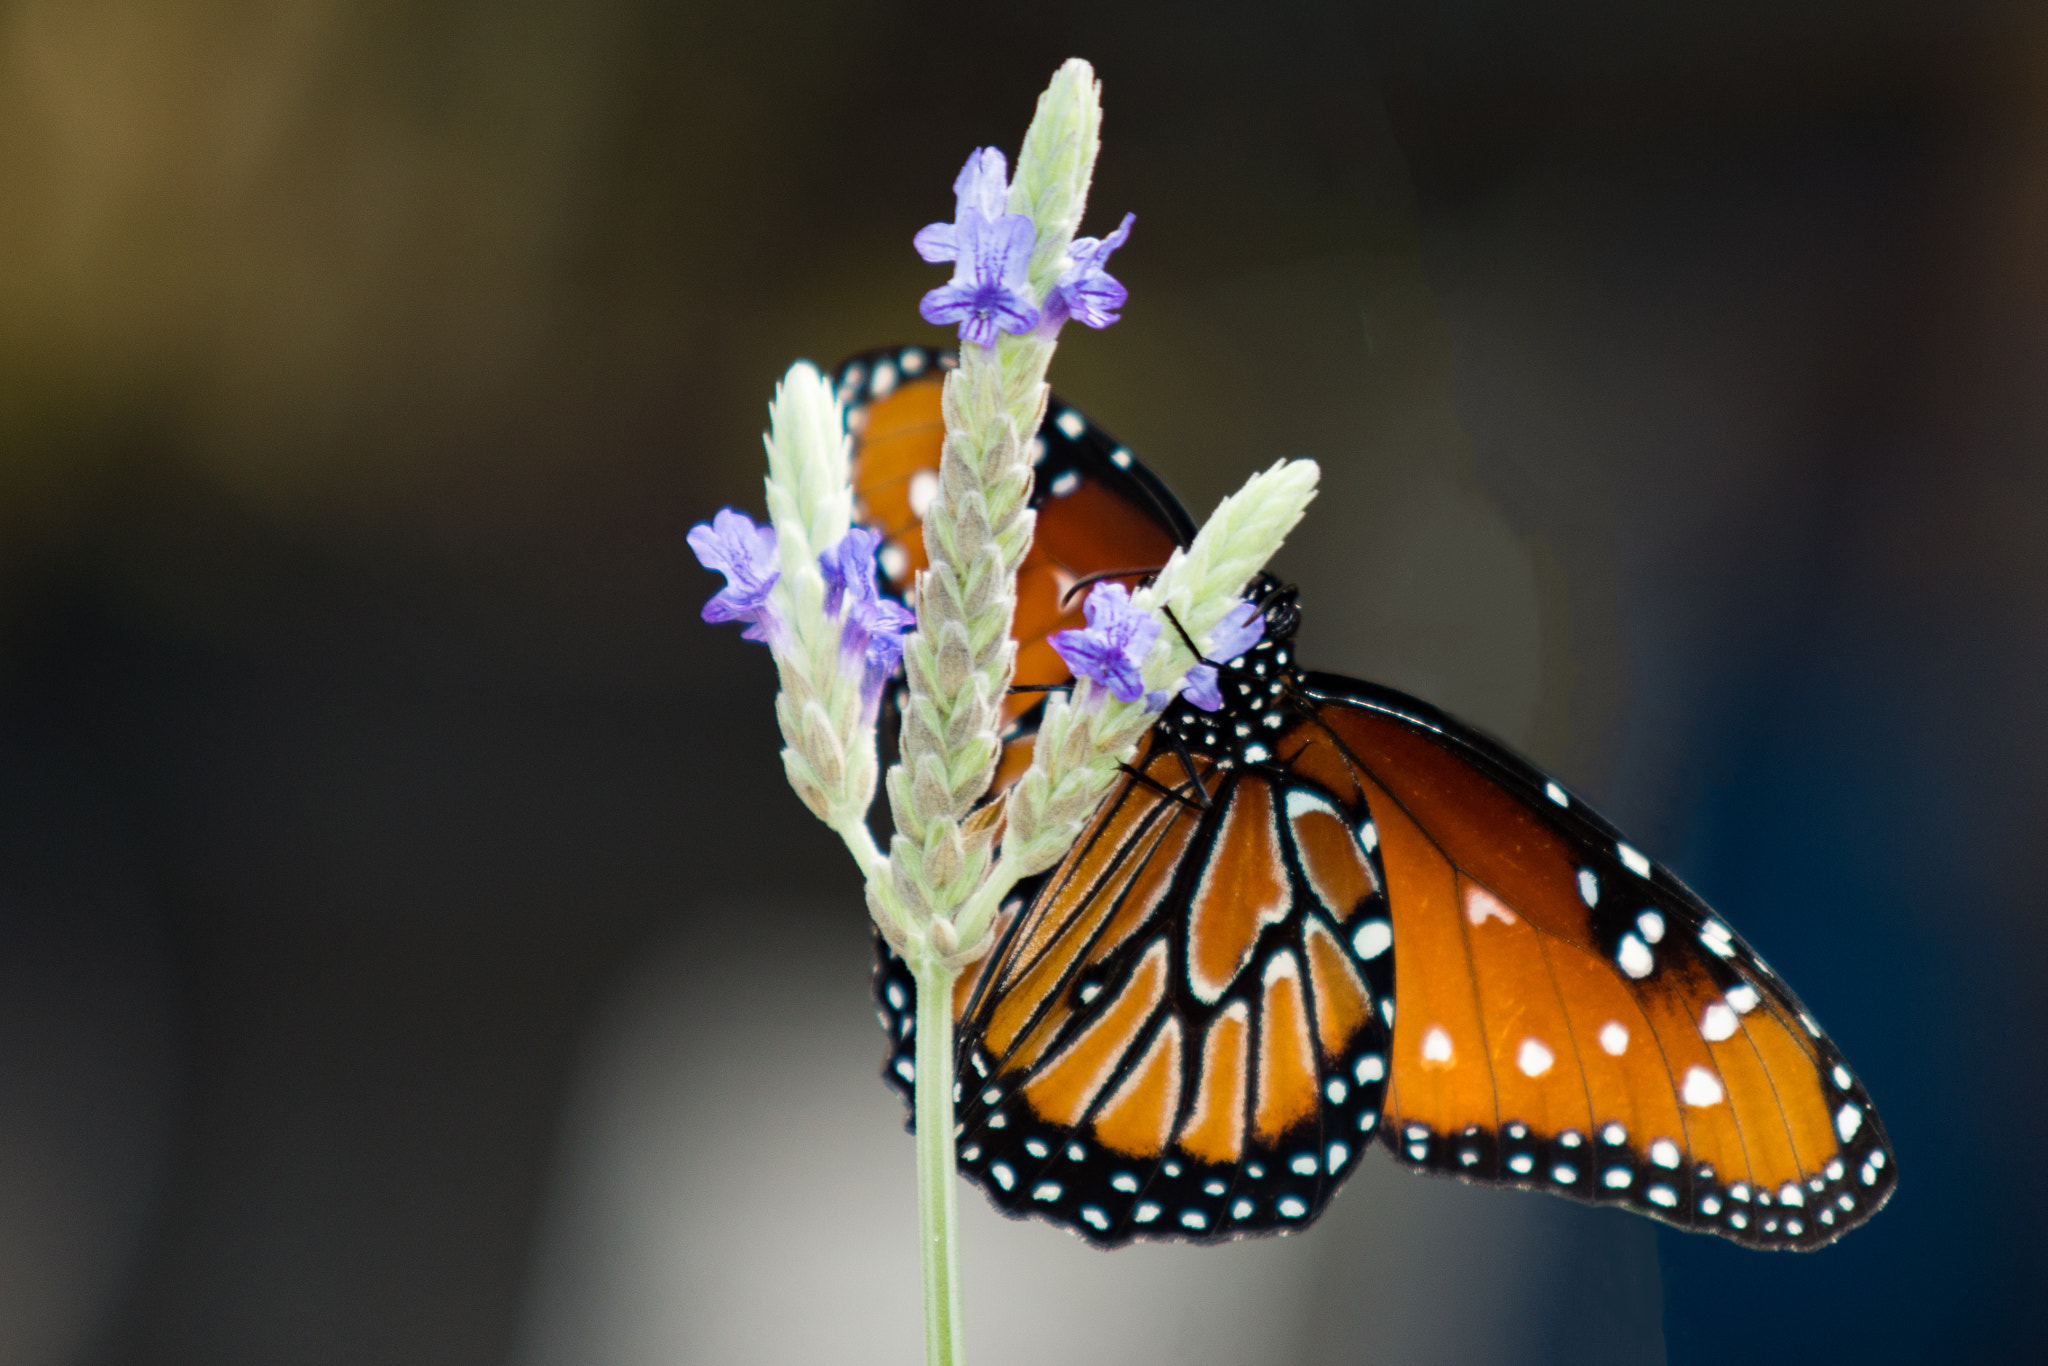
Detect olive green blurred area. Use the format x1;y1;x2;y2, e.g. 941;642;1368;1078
2;2;2045;1364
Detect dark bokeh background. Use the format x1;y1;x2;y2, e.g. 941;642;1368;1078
2;2;2042;1362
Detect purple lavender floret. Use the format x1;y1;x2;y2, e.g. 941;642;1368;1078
1050;582;1160;705
913;148;1013;264
1042;212;1134;334
915;148;1041;348
1175;599;1266;712
819;527;917;714
688;508;781;642
920;210;1041;348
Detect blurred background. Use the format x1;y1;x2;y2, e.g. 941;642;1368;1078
0;1;2041;1362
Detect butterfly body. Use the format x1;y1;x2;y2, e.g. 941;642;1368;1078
849;346;1894;1251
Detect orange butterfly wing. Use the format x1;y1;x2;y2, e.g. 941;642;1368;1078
1286;672;1897;1247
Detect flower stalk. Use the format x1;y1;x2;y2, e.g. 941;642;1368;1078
688;57;1318;1366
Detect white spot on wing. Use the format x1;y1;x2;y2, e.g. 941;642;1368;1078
1284;789;1336;821
1049;470;1080;497
1636;910;1665;944
1837;1103;1863;1142
1578;868;1600;906
1617;934;1654;979
1516;1037;1555;1077
1354;1054;1385;1084
1618;843;1652;878
1727;984;1761;1014
1682;1066;1725;1107
1466;885;1517;927
1422;1025;1454;1064
1111;446;1133;468
1650;1138;1681;1168
879;543;910;582
1352;919;1392;960
1599;1021;1630;1055
1546;782;1569;806
908;470;940;517
1055;409;1086;439
1700;1003;1739;1042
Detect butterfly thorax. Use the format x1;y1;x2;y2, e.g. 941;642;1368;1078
1156;584;1303;771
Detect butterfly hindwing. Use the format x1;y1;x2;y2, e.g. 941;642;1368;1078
934;735;1394;1246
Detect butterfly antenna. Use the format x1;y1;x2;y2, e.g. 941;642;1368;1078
1163;727;1215;811
1160;604;1207;661
1118;760;1208;813
1059;567;1167;610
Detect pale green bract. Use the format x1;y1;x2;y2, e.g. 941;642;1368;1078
741;57;1319;1366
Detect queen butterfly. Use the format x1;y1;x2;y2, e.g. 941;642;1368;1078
837;345;1895;1251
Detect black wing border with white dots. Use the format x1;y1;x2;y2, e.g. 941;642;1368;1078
1296;671;1898;1249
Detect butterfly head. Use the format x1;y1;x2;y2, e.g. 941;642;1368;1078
1156;578;1303;769
1249;574;1301;643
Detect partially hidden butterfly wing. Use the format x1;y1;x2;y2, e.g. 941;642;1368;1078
835;346;1192;763
1280;672;1897;1248
846;344;1197;1112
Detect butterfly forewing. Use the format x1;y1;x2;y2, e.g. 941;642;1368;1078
1291;674;1897;1247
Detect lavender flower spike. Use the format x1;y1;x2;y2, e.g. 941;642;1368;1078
919;209;1041;347
1042;212;1135;333
1175;598;1266;712
912;148;1013;264
687;507;780;642
819;528;917;715
1050;582;1161;705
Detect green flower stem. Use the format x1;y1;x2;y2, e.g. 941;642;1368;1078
888;61;1105;1366
913;954;966;1366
